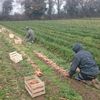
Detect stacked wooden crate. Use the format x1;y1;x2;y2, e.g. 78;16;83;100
24;75;45;98
9;51;23;63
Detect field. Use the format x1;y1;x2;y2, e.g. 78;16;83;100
0;19;100;100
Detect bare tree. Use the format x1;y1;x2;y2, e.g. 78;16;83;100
1;0;100;20
64;0;80;17
95;0;100;16
46;0;55;19
2;0;13;19
79;0;98;17
56;0;63;16
64;0;100;18
24;0;46;19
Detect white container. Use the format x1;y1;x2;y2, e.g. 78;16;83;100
9;33;15;39
9;51;23;63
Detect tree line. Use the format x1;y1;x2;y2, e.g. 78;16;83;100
0;0;100;20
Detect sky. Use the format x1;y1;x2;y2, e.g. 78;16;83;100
0;0;24;15
0;0;5;12
10;0;25;15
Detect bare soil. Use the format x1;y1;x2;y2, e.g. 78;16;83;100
69;79;100;100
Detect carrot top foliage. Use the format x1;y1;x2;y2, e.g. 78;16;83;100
0;19;100;67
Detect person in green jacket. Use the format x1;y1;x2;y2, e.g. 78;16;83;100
24;27;35;43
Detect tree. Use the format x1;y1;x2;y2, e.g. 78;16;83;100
92;0;100;16
24;0;46;19
57;0;62;16
47;0;54;18
56;0;63;17
79;0;99;17
64;0;79;17
2;0;13;18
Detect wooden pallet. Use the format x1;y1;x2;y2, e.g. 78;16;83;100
24;75;45;98
9;51;23;63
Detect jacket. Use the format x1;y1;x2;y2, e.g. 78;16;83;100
69;43;100;77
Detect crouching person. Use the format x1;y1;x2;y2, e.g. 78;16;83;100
66;43;100;89
24;27;35;43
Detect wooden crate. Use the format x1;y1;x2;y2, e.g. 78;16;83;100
1;27;5;31
9;33;15;39
14;37;22;44
9;51;23;63
24;75;45;98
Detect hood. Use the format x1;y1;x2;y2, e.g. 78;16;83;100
25;26;30;30
72;43;83;53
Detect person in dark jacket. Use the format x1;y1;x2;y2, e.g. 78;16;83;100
24;27;35;43
66;43;100;82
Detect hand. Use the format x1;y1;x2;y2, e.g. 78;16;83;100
65;72;70;77
76;68;80;72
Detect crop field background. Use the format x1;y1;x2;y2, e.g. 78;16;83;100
0;19;100;68
0;19;100;100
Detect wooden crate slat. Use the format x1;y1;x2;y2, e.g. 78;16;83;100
25;75;45;98
25;79;44;89
25;85;34;97
25;84;45;94
32;90;45;98
9;51;17;55
32;87;45;94
24;75;36;80
16;54;23;61
25;75;44;84
9;51;23;63
25;85;45;98
25;82;44;91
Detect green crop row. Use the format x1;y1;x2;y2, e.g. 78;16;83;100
0;19;100;66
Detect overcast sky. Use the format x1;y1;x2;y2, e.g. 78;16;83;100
0;0;5;12
10;0;25;15
0;0;24;15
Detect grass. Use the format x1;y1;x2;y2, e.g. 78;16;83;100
0;29;82;99
0;19;100;99
0;19;100;66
